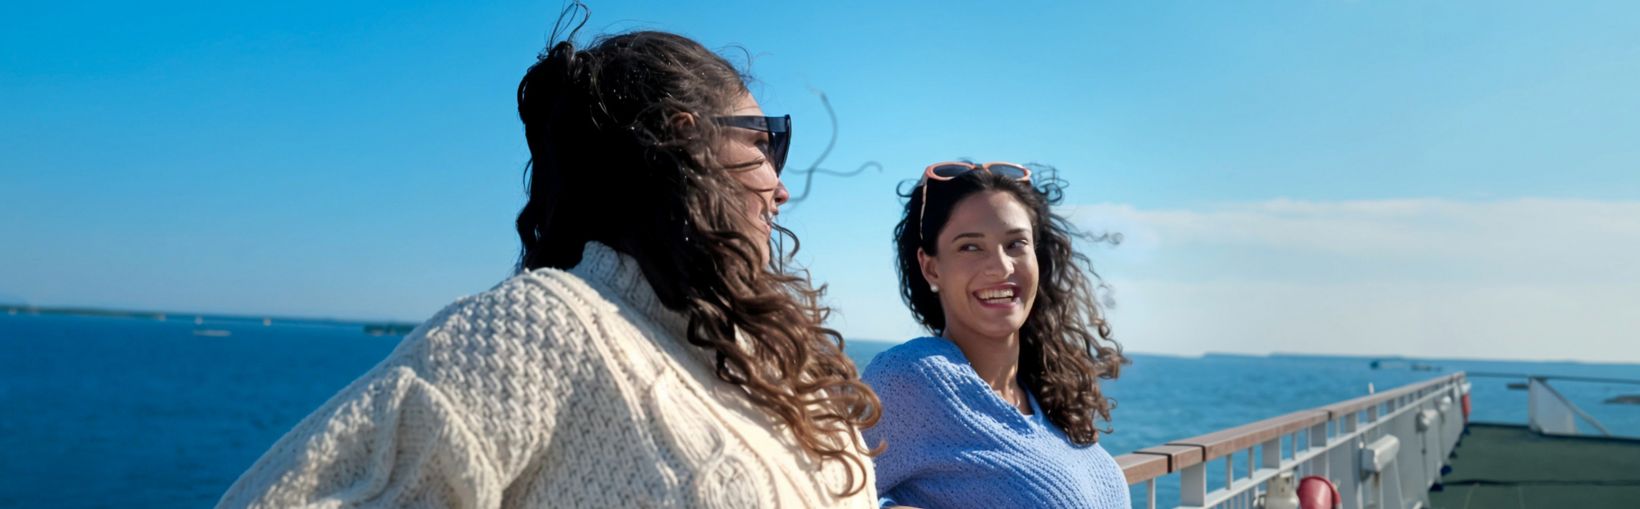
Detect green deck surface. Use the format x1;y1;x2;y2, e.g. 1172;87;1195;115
1429;423;1640;509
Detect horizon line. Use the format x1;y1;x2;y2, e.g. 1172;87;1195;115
8;302;1637;367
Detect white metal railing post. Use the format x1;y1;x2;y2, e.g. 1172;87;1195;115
1310;421;1328;479
1145;479;1155;509
1528;377;1614;437
1528;377;1577;434
1261;437;1282;505
1182;462;1207;507
1337;412;1361;509
1359;435;1400;509
1263;438;1280;469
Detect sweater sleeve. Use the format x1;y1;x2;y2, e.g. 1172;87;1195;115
860;347;951;504
216;274;593;509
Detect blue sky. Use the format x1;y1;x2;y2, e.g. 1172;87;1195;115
4;1;1638;361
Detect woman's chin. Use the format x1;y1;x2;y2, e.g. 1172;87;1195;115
963;318;1028;342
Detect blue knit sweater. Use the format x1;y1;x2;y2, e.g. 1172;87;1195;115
862;337;1130;509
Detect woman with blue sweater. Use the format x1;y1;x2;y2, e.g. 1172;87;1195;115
863;162;1129;508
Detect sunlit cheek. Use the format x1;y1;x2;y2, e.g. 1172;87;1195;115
946;264;975;300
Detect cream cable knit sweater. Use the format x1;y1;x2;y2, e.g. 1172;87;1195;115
217;243;875;508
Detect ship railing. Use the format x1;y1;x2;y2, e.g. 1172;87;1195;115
1465;372;1640;438
1114;372;1468;509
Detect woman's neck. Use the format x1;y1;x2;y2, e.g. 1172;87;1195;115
941;324;1027;411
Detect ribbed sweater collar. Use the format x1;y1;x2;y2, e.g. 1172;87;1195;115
567;242;690;337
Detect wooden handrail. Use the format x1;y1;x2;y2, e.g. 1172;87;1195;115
1114;372;1465;484
1164;409;1329;459
1319;373;1461;419
1115;453;1169;485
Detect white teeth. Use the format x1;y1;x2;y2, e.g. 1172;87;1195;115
977;288;1015;300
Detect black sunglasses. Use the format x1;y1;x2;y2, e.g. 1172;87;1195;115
713;115;792;173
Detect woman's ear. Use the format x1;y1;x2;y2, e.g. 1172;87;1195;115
918;247;941;292
669;112;698;134
670;111;709;166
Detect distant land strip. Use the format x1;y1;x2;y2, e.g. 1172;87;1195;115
1;304;420;336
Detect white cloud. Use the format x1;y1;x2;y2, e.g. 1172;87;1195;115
1050;198;1640;362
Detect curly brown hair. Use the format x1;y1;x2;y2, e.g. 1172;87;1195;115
514;31;879;494
893;169;1124;445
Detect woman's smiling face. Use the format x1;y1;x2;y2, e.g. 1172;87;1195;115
919;190;1040;342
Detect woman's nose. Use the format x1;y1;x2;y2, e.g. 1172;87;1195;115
983;247;1013;277
773;180;790;206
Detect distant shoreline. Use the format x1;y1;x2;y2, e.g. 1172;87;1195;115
6;304;1636;365
1;304;420;336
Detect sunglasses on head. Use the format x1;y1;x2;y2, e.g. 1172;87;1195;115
713;115;792;174
918;161;1032;242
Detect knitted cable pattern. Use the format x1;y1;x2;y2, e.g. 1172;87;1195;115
218;243;874;508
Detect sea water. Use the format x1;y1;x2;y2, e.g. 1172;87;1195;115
3;314;1636;508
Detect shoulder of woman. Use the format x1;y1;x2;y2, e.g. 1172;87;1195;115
393;268;616;380
862;337;974;401
860;338;982;467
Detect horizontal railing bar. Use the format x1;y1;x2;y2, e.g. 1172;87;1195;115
1319;373;1460;419
1131;444;1202;472
1116;453;1170;484
1203;466;1284;508
1467;372;1640;386
1163;409;1329;459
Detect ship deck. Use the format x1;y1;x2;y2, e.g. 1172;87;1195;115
1430;423;1640;509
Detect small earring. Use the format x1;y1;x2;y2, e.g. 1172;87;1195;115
930;284;940;293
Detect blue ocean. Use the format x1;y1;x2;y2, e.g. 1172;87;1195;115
3;313;1638;508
